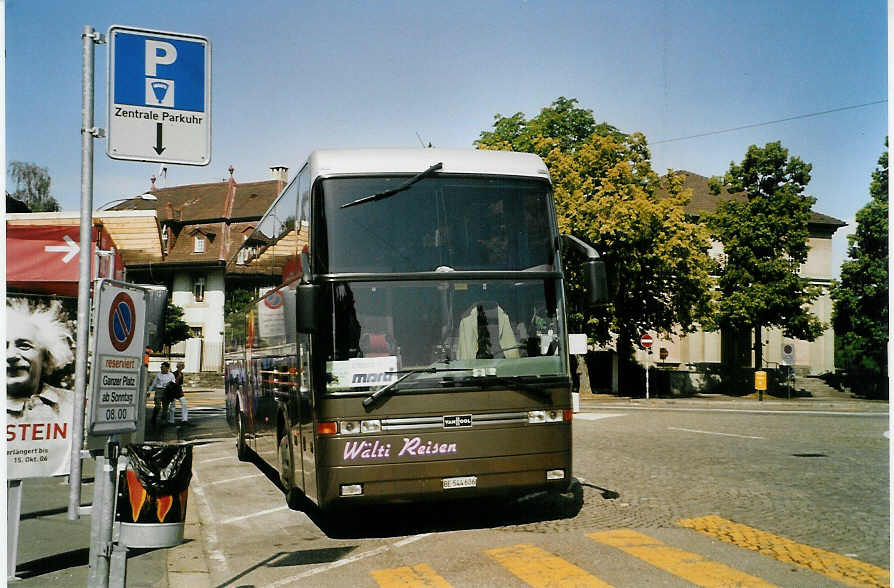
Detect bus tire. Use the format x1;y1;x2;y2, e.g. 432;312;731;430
236;409;250;462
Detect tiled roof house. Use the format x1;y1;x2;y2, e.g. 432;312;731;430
114;166;286;372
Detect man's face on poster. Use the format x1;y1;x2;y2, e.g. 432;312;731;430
7;319;43;398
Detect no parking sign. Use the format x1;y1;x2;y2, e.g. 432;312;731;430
88;280;149;435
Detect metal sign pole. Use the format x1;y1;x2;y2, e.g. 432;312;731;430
69;25;105;521
7;481;23;581
645;350;650;400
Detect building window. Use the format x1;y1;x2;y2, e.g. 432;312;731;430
193;276;206;302
194;235;205;253
161;228;169;253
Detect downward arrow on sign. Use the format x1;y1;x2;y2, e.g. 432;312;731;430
154;123;166;155
44;234;80;263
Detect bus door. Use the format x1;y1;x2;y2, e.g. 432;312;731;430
297;337;317;502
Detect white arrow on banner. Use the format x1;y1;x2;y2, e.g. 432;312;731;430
44;234;80;263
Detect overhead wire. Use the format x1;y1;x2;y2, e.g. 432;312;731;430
651;99;887;145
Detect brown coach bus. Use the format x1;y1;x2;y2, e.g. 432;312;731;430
224;148;605;512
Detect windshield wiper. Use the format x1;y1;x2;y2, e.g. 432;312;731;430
341;162;443;209
362;364;469;409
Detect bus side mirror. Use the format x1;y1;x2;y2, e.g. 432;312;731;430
559;234;609;306
296;284;320;333
584;260;608;306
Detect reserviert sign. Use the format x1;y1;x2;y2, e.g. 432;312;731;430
88;280;148;435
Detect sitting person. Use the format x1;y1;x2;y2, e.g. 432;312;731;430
455;302;519;360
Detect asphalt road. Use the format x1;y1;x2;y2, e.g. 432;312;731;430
182;403;889;587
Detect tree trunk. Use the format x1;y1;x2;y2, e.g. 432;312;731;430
753;324;763;370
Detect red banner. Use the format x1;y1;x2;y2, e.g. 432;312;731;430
7;225;123;296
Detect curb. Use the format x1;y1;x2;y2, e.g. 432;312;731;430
165;486;211;587
577;394;888;413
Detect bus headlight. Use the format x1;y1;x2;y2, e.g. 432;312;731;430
546;469;565;480
360;419;382;433
340;419;382;434
528;410;564;423
340;420;361;434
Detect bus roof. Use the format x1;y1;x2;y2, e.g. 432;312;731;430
307;148;550;181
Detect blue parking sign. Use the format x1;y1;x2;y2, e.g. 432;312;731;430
113;32;205;111
107;26;211;165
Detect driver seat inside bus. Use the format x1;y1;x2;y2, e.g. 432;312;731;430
454;302;520;360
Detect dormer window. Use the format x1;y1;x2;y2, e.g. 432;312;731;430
161;227;169;253
194;235;205;253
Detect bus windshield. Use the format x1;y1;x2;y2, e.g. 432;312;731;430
324;279;565;392
320;176;554;273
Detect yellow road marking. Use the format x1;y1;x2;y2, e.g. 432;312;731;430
589;529;777;588
679;515;891;588
485;543;614;587
371;563;452;587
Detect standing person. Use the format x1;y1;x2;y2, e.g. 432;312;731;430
168;361;188;425
149;362;175;427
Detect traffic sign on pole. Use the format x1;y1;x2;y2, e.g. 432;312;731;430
640;333;653;349
107;25;211;165
88;280;148;435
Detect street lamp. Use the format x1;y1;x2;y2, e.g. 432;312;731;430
96;193;157;211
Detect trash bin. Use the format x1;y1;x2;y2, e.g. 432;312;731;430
116;442;193;548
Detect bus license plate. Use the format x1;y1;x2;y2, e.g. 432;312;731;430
443;476;477;489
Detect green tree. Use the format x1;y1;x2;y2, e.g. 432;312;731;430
706;142;824;370
161;301;190;354
7;161;60;212
831;139;888;398
224;287;255;346
477;98;714;388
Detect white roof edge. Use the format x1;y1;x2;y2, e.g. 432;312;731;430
6;210;158;221
308;148;551;181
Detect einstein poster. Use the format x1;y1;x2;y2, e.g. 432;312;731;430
6;296;77;479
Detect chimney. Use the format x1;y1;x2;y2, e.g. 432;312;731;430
165;202;175;220
270;166;288;193
151;175;157;190
222;165;237;219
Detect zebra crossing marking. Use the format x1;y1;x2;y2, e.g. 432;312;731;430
588;529;778;588
367;521;889;588
371;563;452;587
679;515;890;588
485;543;613;587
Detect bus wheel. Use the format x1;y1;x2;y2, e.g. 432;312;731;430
236;409;250;461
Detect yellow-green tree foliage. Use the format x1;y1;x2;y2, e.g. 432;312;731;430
477;98;713;358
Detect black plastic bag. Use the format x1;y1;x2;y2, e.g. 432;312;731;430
126;443;193;498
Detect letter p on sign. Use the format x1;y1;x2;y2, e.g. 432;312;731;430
145;40;177;76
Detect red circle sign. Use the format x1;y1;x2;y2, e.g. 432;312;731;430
640;334;653;348
109;292;137;352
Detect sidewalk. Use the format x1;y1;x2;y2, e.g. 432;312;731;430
578;391;889;413
9;389;226;586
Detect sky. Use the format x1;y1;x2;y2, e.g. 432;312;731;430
5;0;888;274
